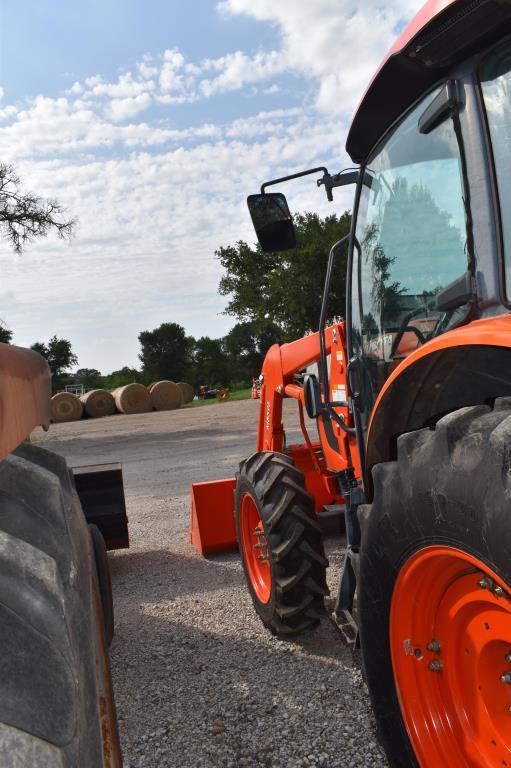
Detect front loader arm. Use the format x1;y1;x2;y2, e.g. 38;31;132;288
256;322;356;475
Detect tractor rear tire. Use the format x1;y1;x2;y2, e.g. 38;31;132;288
0;441;120;766
235;451;328;636
89;523;115;647
358;399;511;768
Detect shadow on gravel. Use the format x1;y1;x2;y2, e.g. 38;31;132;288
109;544;347;663
109;547;243;600
109;610;378;768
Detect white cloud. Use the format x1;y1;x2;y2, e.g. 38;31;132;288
218;0;422;115
199;50;283;96
108;92;152;122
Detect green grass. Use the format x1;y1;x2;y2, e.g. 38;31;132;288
183;388;252;408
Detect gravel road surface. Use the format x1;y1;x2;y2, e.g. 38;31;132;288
34;398;388;768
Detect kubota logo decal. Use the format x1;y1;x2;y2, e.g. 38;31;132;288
265;400;271;430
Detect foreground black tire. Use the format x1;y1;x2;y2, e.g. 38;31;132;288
89;523;115;647
0;442;120;767
358;400;511;768
235;451;328;636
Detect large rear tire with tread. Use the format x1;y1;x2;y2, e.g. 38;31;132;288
235;451;328;636
358;399;511;768
0;441;120;767
89;523;115;647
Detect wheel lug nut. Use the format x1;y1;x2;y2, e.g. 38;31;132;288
500;672;511;684
479;575;494;590
428;659;443;672
427;639;441;653
494;585;504;597
506;653;511;663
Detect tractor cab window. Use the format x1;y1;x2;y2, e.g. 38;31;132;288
480;38;511;302
351;87;469;421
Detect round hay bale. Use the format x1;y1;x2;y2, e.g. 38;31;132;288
177;382;195;404
113;384;151;415
80;389;116;419
147;382;158;393
51;392;83;423
149;380;183;411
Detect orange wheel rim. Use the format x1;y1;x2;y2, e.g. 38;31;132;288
390;545;511;768
240;493;271;604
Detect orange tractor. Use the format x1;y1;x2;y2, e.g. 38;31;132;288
191;1;511;765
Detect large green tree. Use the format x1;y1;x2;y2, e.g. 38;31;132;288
191;336;230;387
138;322;193;382
223;321;283;384
31;336;78;392
218;211;351;340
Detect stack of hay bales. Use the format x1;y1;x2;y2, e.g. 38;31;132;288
80;389;116;418
112;383;151;414
148;380;183;411
49;379;196;425
51;393;83;423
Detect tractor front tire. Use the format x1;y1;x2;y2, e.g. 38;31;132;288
358;399;511;768
235;451;328;636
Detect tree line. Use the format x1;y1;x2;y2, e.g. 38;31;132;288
0;162;352;392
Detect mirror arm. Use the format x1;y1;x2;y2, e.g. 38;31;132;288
261;167;329;194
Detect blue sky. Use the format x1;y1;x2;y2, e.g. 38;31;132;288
0;0;422;373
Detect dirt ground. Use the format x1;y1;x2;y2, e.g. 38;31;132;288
34;398;387;768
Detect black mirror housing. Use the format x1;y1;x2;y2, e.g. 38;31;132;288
247;193;296;252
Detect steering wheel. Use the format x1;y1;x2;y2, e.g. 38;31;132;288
389;307;428;359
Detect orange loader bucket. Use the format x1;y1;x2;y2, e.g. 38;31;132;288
190;478;237;555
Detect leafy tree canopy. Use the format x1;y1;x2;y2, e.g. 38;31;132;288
223;321;283;383
0;321;12;344
191;336;230;387
102;366;144;390
73;368;102;390
0;163;76;254
218;211;351;340
31;336;78;392
138;322;193;382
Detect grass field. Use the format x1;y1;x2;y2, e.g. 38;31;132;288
184;387;252;408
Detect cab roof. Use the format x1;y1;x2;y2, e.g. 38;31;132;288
346;0;511;164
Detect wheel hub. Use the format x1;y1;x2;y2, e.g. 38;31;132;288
390;546;511;767
240;493;271;604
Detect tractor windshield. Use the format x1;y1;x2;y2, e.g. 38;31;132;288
480;37;511;301
350;85;470;423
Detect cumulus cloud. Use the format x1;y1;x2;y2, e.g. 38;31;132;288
218;0;422;115
108;92;153;122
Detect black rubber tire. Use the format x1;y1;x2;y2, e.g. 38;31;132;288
358;399;511;768
0;442;119;767
234;451;329;636
89;524;114;647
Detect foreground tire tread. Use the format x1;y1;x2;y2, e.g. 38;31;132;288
358;398;511;768
0;442;117;767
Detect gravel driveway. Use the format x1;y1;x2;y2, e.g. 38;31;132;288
34;398;388;768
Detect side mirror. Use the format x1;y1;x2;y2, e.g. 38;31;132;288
247;193;296;252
